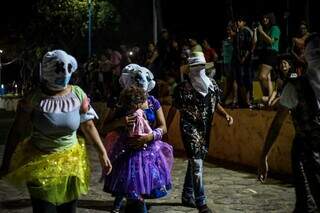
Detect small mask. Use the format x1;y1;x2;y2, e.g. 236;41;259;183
119;64;156;92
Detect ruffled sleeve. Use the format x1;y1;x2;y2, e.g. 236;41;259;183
148;95;161;111
72;85;99;122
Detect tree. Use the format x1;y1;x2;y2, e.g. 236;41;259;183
0;0;120;86
2;0;119;61
28;0;120;58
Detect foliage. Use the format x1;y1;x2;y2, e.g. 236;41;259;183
30;0;120;52
6;0;121;82
0;0;120;89
1;0;118;66
96;1;120;32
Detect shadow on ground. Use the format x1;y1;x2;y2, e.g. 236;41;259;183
1;199;184;212
1;199;31;209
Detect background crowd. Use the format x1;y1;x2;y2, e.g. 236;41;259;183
64;13;309;111
0;12;311;111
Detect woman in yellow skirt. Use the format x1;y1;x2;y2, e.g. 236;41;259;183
0;50;112;213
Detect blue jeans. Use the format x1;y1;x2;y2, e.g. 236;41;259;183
182;159;206;207
113;196;124;210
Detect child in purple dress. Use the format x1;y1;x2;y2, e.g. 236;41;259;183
104;86;173;212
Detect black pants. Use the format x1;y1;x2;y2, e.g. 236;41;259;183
292;137;320;213
124;199;147;213
31;198;77;213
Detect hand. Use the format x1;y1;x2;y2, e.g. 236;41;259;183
99;153;112;175
121;114;136;126
257;157;268;183
261;96;269;103
257;24;263;33
226;114;233;126
127;134;152;150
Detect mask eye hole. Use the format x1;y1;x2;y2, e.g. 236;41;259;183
134;75;143;86
55;62;65;74
146;72;152;81
67;64;72;73
135;74;142;81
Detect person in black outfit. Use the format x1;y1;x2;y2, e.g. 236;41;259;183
258;33;320;213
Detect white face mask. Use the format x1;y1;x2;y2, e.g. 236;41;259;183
137;67;156;92
41;50;77;91
188;65;214;96
119;64;156;92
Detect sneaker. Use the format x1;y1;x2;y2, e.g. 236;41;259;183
111;208;120;213
181;196;196;208
244;102;254;110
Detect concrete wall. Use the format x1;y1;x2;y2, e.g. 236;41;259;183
162;106;295;175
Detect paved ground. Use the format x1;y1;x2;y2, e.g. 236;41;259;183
0;144;295;213
0;110;295;212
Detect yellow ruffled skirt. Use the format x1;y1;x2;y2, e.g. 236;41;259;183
4;137;90;205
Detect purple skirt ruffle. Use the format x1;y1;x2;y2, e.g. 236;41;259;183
103;131;173;199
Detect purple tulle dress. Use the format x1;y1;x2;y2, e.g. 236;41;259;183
103;106;173;200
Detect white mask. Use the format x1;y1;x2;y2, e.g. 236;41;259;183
188;65;214;96
119;64;156;92
41;50;77;91
187;52;214;96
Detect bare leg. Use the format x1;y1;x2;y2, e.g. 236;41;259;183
246;90;251;106
267;72;273;97
232;80;238;105
258;64;273;97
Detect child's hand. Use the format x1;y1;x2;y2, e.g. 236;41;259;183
121;115;136;126
127;134;152;150
99;153;112;175
226;114;233;126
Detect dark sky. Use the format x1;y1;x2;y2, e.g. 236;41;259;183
0;1;35;32
159;0;318;48
0;0;317;84
0;0;319;50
